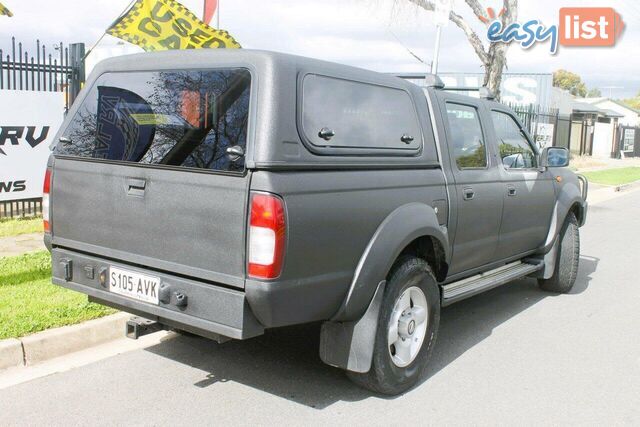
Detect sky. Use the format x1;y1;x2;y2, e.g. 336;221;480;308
0;0;639;98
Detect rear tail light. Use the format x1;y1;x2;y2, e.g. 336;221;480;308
248;193;286;279
43;168;51;233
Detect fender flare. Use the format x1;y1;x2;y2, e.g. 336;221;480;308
332;202;449;323
541;181;586;254
320;203;448;372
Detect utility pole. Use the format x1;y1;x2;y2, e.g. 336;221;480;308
202;0;220;28
431;25;442;74
431;0;452;75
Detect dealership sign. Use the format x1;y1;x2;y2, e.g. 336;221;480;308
438;73;552;107
0;90;65;201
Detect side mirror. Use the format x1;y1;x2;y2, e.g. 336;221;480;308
540;147;569;168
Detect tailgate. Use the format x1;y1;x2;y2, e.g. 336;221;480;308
49;67;253;288
51;159;249;288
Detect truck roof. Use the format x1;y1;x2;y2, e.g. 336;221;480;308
91;48;418;91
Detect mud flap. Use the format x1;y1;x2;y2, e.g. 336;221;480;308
319;280;386;373
528;237;559;280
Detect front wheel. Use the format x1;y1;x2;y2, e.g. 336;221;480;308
538;212;580;293
347;256;440;395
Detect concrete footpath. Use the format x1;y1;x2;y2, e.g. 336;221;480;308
0;232;45;258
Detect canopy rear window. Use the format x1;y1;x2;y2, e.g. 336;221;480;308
57;68;251;173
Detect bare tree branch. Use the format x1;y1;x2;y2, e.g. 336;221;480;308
405;0;489;65
401;0;518;98
463;0;488;23
448;10;489;64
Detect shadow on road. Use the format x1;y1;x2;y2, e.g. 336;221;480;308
144;255;599;409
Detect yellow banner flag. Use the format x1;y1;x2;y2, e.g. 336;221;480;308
107;0;240;51
0;2;13;17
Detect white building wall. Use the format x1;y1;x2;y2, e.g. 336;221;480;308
592;100;639;126
592;121;614;158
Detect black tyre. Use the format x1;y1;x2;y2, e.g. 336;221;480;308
347;256;440;395
538;212;580;293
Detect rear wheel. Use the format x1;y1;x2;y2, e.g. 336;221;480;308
538;212;580;293
347;256;440;395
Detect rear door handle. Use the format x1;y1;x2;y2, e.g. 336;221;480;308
507;185;517;197
463;187;475;201
126;178;146;197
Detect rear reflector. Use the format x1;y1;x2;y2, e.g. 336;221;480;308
43;168;51;233
248;193;286;279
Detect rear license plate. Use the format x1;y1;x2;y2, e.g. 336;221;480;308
109;266;160;305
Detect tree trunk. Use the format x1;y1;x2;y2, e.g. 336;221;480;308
403;0;518;101
484;0;517;100
483;43;508;99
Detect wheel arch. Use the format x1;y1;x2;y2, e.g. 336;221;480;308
398;235;449;283
331;202;449;323
569;200;586;226
541;180;587;254
319;203;448;373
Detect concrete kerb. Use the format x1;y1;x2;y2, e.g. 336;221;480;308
587;179;640;205
0;312;131;370
0;339;24;370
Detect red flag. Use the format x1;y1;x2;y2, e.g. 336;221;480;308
203;0;218;26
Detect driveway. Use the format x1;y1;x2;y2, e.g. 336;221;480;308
0;191;638;425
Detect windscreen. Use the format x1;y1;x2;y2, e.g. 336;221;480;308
56;68;251;173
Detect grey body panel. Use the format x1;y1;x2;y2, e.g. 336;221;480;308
51;158;249;287
330;202;448;322
433;92;504;274
495;168;555;258
486;104;556;259
245;168;448;327
46;50;587;371
540;167;588;253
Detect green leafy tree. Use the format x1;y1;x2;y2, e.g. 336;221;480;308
621;92;640;110
587;88;602;97
553;69;587;97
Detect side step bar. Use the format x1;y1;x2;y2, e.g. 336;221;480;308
441;260;543;306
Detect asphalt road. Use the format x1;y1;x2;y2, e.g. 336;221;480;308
1;191;639;426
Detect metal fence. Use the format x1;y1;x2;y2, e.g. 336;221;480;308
0;37;85;217
0;198;43;219
0;37;85;110
0;37;71;94
508;103;566;149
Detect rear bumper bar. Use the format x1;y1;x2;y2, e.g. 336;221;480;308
51;248;264;340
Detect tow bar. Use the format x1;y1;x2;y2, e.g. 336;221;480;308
125;316;165;339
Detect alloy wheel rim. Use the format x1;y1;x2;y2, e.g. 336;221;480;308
387;286;428;368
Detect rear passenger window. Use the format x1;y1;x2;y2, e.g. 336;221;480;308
301;74;421;151
492;111;538;169
56;69;251;173
445;103;487;169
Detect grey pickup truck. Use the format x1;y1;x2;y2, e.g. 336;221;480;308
45;49;587;395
